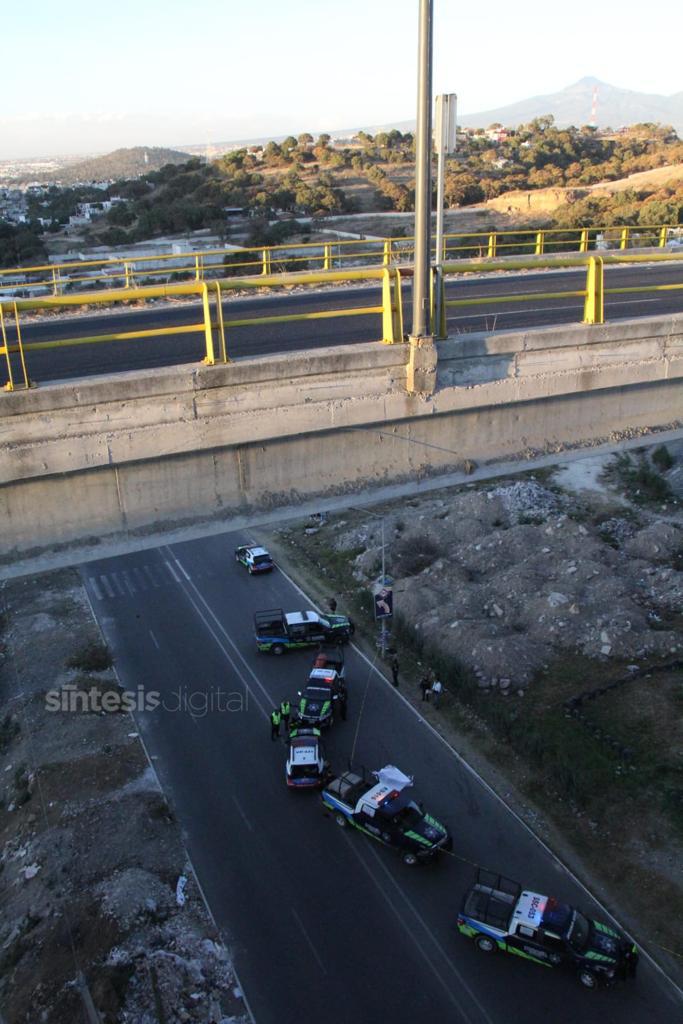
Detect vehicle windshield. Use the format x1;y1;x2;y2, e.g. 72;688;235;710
566;910;591;953
304;687;332;700
318;616;331;628
391;804;423;829
290;764;320;779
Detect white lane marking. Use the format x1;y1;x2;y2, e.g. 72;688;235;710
82;596;260;1024
89;577;103;601
165;560;180;583
110;571;127;596
133;567;148;590
144;564;161;588
232;795;255;833
121;570;136;596
174;557;191;581
274;563;681;997
446;296;660;322
164;544;280;720
99;574;115;598
341;834;483;1023
149;629;160;650
365;842;494;1021
162;546;272;719
290;908;328;976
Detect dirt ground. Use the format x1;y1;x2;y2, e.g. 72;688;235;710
261;441;683;987
0;573;249;1024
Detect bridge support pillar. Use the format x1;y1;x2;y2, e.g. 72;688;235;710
406;334;438;395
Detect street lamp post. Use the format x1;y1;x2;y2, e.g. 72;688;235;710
410;0;434;341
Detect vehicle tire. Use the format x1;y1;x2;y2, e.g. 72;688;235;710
549;954;562;966
334;813;347;828
474;935;496;954
578;970;598;990
402;851;419;866
271;644;285;656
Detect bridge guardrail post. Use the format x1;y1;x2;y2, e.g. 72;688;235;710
620;227;630;250
200;284;216;365
383;240;392;266
261;248;272;276
323;244;332;272
535;231;544;256
579;229;589;253
212;282;228;362
52;267;61;296
659;226;669;248
583;256;604;325
0;303;14;390
123;262;135;289
382;269;397;343
487;233;497;259
436;266;447;339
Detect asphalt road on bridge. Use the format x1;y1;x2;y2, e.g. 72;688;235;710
12;261;683;384
83;534;682;1024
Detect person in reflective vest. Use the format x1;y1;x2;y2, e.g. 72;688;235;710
270;708;281;740
280;699;291;731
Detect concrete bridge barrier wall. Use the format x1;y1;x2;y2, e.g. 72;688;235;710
1;314;682;561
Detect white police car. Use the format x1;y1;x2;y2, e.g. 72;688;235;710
285;727;329;788
235;545;274;574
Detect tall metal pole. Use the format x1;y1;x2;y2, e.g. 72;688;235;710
411;0;434;339
434;95;447;339
434;93;456;339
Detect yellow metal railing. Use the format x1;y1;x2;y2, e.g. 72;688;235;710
1;224;678;298
2;253;681;390
1;282;216;391
0;268;402;390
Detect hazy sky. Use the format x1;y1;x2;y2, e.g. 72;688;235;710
3;0;681;159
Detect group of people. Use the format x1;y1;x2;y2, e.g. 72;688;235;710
270;699;291;740
269;596;446;739
419;670;443;706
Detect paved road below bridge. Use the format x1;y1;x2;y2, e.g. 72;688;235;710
84;532;682;1024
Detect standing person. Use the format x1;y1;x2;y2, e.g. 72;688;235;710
270;707;281;740
280;699;291;732
431;678;443;708
390;655;400;688
419;675;431;701
328;597;338;614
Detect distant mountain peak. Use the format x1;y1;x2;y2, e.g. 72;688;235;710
458;78;683;133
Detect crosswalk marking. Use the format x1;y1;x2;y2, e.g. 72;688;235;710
89;561;197;600
143;565;161;588
109;572;127;597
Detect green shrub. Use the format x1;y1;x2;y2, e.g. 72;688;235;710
66;642;113;672
652;445;674;471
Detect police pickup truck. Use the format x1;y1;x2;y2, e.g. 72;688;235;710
295;645;348;728
254;608;354;655
457;869;638;990
322;764;451;865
